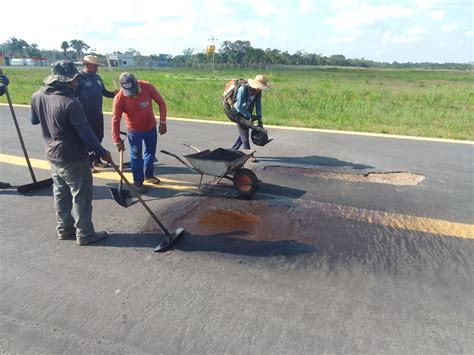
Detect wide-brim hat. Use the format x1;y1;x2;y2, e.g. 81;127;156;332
82;55;101;65
248;74;271;91
44;60;80;85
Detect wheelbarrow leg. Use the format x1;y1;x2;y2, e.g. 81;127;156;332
198;174;204;189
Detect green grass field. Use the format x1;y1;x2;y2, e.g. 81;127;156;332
2;67;473;140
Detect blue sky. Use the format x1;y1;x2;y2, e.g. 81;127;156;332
2;0;473;62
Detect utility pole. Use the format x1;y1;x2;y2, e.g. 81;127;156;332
207;36;218;73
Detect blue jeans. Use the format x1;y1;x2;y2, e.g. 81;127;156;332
127;127;157;186
50;159;95;238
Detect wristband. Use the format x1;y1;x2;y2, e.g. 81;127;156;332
159;121;166;125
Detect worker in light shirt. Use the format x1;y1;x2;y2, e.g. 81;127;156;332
112;72;167;193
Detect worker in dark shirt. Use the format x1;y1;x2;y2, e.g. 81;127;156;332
76;55;117;171
30;60;113;246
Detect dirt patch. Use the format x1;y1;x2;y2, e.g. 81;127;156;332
264;166;425;186
199;208;261;231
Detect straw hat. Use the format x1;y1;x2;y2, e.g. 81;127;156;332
247;74;271;91
82;55;100;65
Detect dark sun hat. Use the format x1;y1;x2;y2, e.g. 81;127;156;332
44;60;80;85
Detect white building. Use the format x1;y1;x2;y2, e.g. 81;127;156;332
10;58;48;66
107;53;134;67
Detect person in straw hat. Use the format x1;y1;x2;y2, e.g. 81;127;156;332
76;55;117;172
223;74;271;161
29;60;113;245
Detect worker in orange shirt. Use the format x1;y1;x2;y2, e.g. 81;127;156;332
111;73;167;193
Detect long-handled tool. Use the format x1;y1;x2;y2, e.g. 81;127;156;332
5;87;53;193
109;149;133;207
110;161;186;252
105;54;118;90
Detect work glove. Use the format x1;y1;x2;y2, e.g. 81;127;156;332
250;114;263;127
0;75;9;97
101;150;114;164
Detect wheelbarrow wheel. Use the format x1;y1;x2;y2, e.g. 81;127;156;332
233;168;259;196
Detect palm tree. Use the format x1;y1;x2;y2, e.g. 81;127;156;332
69;39;89;58
7;37;29;57
61;41;69;59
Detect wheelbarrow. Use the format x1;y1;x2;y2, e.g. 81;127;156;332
161;143;260;196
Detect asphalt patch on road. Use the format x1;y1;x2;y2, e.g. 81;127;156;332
264;165;425;186
141;195;472;276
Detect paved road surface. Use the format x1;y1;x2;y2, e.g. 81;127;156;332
0;105;473;353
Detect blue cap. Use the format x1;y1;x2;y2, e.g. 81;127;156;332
119;72;138;96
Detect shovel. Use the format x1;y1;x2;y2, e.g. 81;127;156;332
109;149;133;207
110;160;187;252
5;87;53;193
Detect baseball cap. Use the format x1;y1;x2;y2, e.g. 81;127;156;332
119;72;138;96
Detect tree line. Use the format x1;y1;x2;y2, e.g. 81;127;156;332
1;37;91;61
1;37;471;70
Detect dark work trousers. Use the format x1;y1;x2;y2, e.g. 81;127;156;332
231;123;251;150
224;101;251;150
86;114;105;165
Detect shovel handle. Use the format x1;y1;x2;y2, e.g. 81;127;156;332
118;149;124;190
110;161;171;236
5;88;37;183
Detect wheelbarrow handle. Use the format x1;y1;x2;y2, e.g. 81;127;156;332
182;142;201;152
160;150;196;172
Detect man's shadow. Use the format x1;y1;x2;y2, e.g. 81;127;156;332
95;230;315;258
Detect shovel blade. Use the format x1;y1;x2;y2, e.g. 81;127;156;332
154;227;186;252
17;178;53;193
109;187;134;208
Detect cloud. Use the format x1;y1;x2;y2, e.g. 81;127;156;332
325;4;415;29
466;31;473;38
244;0;278;17
203;0;234;15
328;35;358;44
383;25;428;44
442;23;459;32
415;0;435;10
430;11;444;20
298;0;316;14
330;0;365;11
1;0;196;54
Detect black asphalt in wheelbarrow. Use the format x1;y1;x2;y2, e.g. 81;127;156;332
161;144;260;196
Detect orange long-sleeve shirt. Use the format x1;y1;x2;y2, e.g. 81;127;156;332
112;80;167;143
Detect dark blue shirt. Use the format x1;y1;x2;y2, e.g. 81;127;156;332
76;71;115;139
